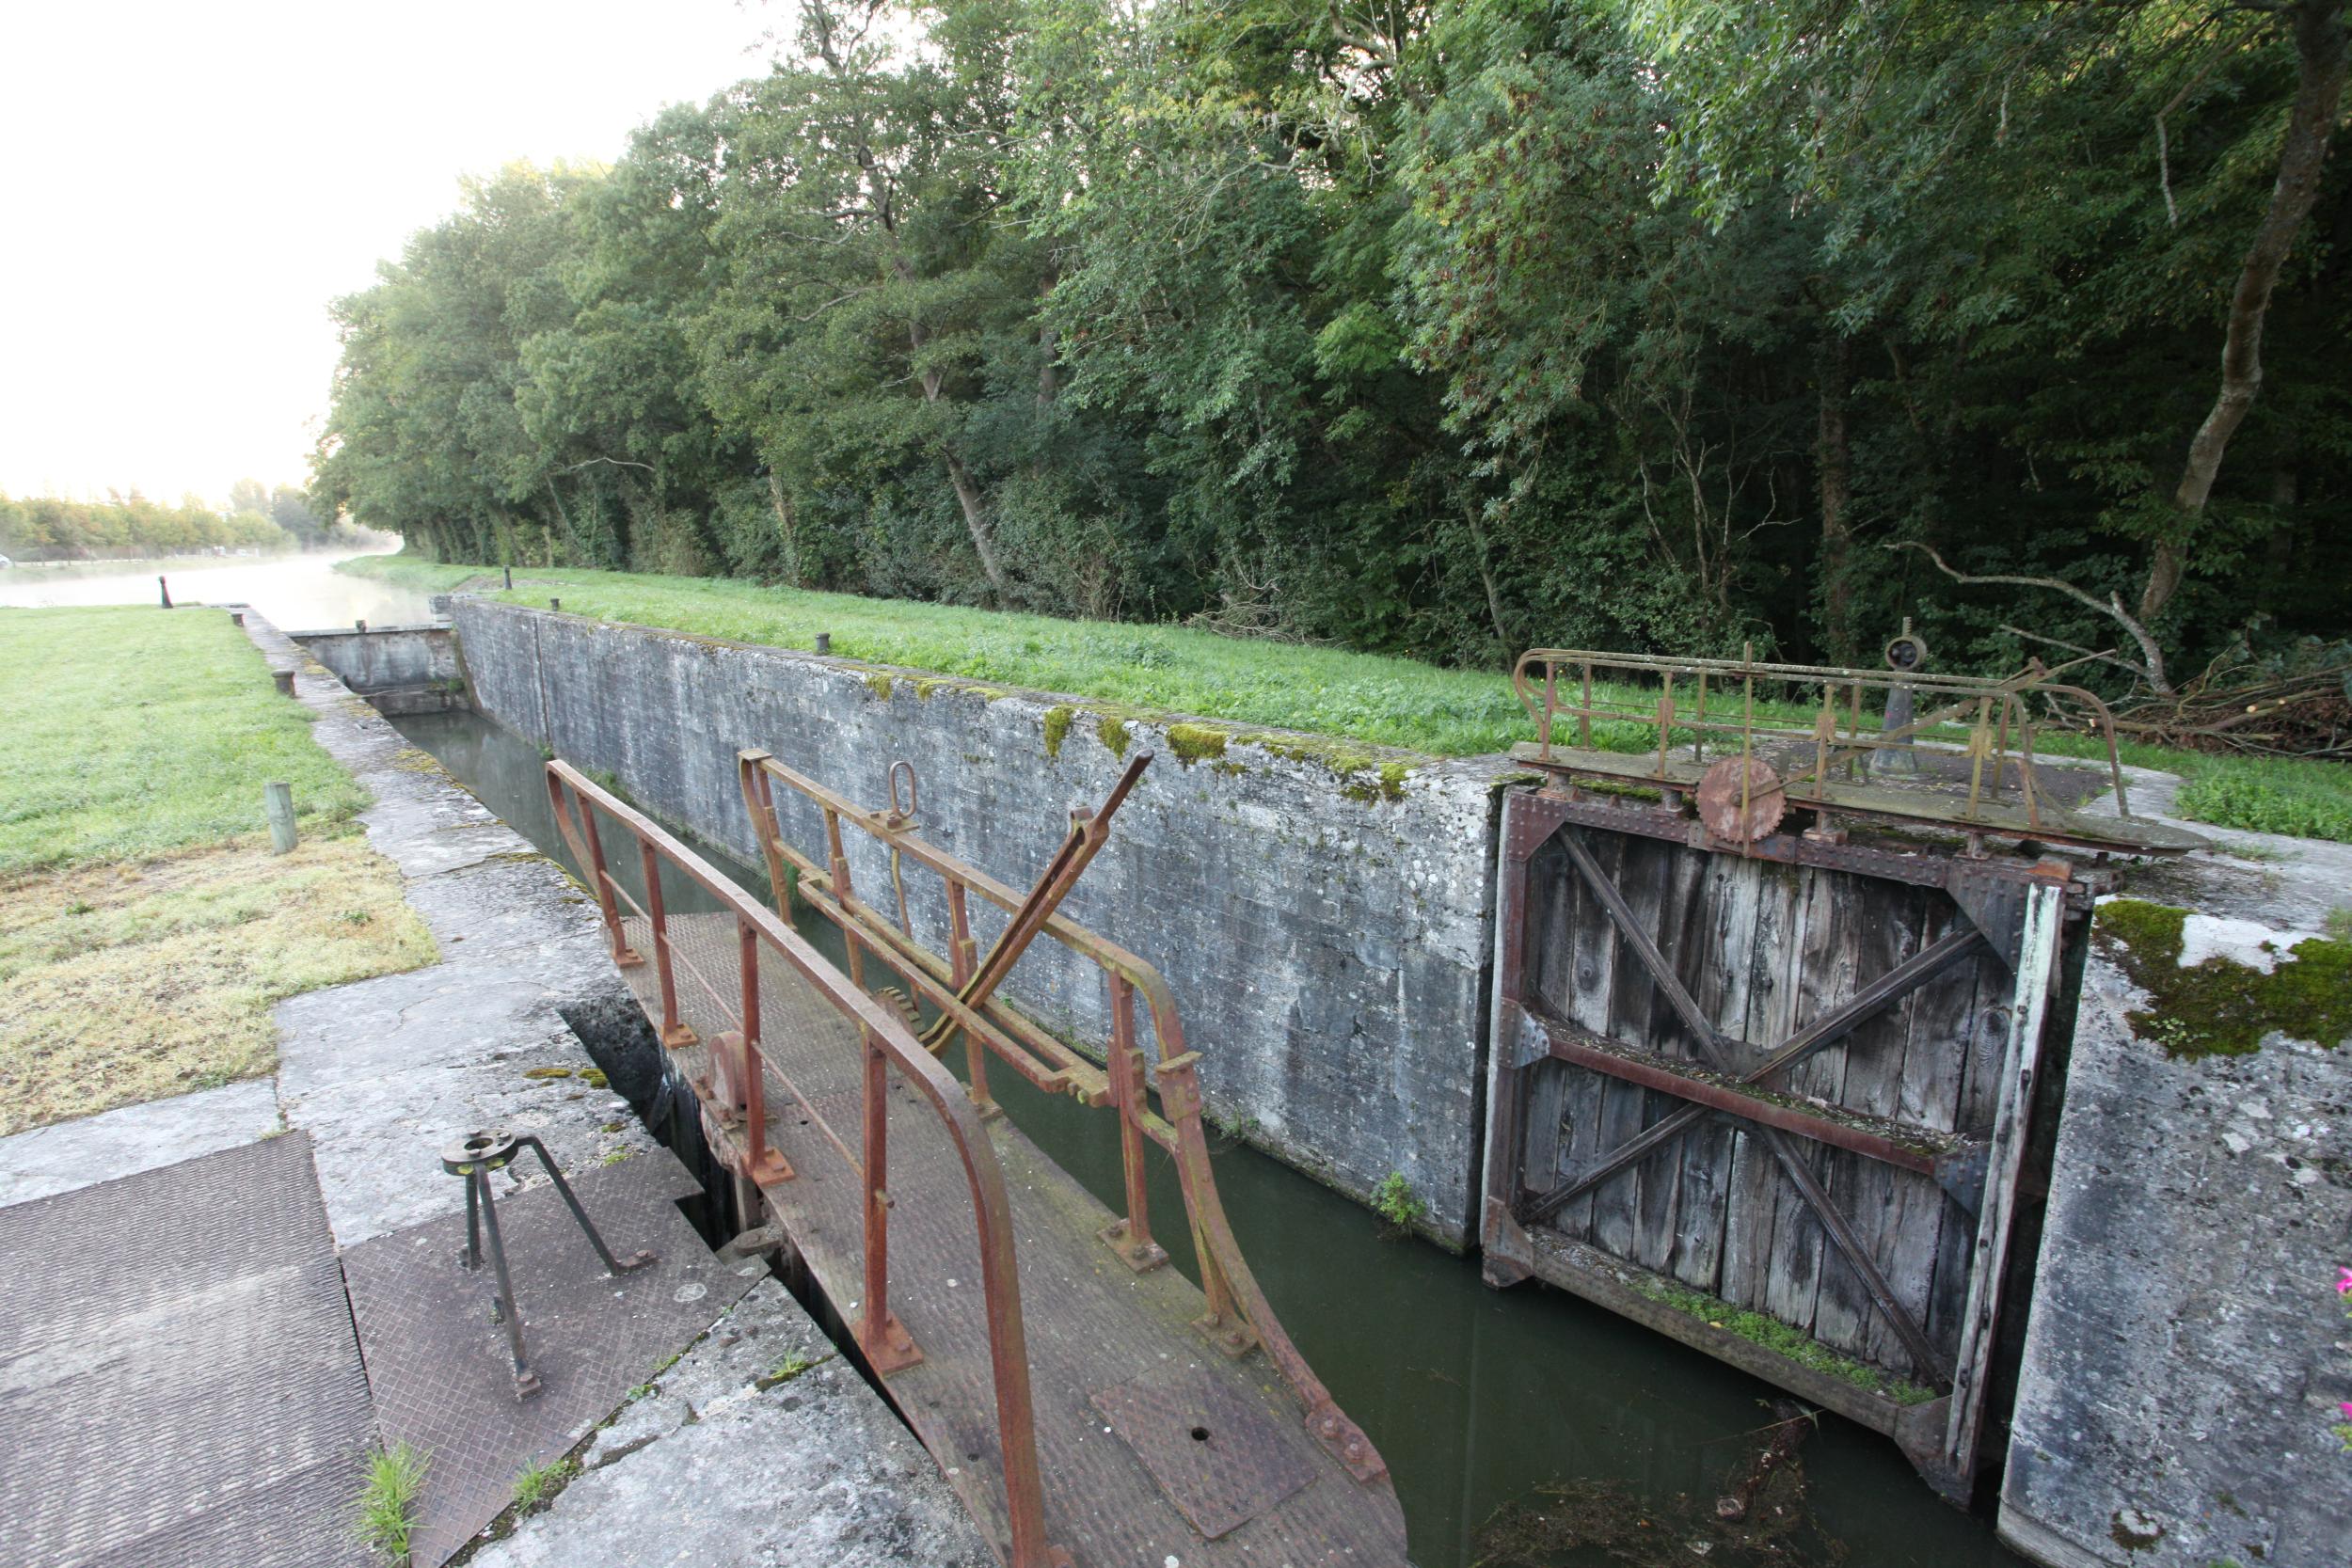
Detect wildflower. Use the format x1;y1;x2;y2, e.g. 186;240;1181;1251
2340;1266;2352;1296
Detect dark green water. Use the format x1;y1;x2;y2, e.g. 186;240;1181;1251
395;707;2024;1568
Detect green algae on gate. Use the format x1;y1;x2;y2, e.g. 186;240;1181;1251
2092;897;2352;1059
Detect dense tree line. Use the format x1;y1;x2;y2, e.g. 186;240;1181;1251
0;482;328;561
314;0;2349;688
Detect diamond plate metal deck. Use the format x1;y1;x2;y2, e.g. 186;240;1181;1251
339;1148;755;1568
0;1131;375;1568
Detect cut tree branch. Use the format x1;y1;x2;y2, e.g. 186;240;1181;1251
1890;540;2171;693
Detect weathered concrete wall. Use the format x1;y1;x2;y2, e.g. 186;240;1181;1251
1998;820;2352;1568
452;599;1503;1243
292;623;461;710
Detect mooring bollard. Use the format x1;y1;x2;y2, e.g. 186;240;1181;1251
502;565;514;590
549;597;561;612
230;611;244;627
355;618;367;633
264;782;297;854
157;576;171;609
272;669;295;697
815;631;832;655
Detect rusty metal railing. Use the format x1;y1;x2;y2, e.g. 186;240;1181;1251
737;749;1390;1485
544;761;1057;1567
1511;647;2139;833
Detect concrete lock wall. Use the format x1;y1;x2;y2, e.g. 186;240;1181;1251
292;624;462;707
451;599;1503;1243
1998;925;2352;1568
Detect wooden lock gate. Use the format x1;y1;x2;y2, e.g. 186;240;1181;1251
1477;649;2182;1501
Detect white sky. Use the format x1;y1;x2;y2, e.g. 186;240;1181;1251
0;0;781;508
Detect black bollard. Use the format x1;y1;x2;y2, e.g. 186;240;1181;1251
158;576;171;609
815;632;832;655
549;597;561;612
356;619;367;633
503;565;514;590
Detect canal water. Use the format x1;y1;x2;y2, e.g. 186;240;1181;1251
0;546;432;627
395;706;2026;1568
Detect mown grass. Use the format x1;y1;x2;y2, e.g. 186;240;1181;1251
0;606;370;875
342;555;2352;843
0;606;434;1131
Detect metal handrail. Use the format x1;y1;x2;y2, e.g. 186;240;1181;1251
544;761;1056;1567
737;748;1391;1484
1510;647;2137;825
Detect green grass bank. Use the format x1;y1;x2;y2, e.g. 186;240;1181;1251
0;605;432;1131
347;555;2352;843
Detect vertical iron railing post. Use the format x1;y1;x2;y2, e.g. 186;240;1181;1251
1099;974;1166;1272
946;879;993;1116
642;840;691;1047
576;791;640;967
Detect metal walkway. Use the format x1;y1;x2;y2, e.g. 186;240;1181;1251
0;1132;375;1568
548;758;1407;1568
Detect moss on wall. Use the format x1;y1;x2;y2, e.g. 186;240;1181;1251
1041;705;1074;760
2092;898;2351;1059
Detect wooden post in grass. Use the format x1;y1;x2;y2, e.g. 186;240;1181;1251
264;783;297;854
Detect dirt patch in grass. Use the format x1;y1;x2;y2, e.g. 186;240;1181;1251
0;832;437;1133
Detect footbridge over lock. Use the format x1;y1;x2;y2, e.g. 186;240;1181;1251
545;750;1408;1568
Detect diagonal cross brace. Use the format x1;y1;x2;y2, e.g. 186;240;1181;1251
1539;830;1956;1384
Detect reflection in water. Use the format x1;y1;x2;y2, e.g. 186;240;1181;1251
393;707;2021;1568
0;546;433;628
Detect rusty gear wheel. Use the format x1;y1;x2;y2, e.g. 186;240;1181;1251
1696;756;1787;843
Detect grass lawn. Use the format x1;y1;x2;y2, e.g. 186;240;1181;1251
344;554;2352;845
0;606;434;1132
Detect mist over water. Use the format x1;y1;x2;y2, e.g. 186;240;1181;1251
0;547;432;629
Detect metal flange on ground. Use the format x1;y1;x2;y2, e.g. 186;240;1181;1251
442;1129;657;1401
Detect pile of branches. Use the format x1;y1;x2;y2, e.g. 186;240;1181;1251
2109;645;2352;758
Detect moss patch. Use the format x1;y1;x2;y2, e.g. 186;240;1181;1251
1166;722;1230;767
1041;705;1074;760
2092;898;2352;1059
1631;1275;1937;1403
1097;715;1130;758
863;671;896;702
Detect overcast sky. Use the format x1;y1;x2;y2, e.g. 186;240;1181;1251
0;0;779;507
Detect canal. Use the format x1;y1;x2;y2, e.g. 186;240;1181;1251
394;705;2026;1568
0;546;432;626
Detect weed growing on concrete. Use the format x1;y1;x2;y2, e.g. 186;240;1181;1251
352;1441;428;1562
511;1457;575;1515
599;1148;632;1166
755;1350;834;1391
1041;705;1074;759
1372;1172;1426;1231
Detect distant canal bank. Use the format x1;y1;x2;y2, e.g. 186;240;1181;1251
393;705;2026;1568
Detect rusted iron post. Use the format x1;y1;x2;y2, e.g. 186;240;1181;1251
641;840;693;1047
1099;974;1167;1272
945;880;993;1116
738;916;790;1183
857;1032;920;1371
263;781;297;854
574;795;641;967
